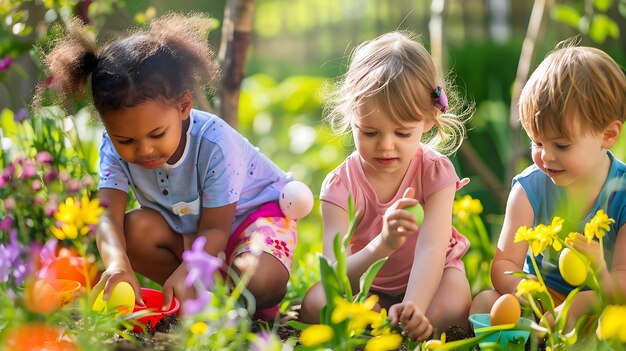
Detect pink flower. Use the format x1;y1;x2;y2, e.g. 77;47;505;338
43;168;58;183
0;57;13;72
3;197;16;211
31;179;43;192
17;159;37;179
35;151;53;164
0;216;13;231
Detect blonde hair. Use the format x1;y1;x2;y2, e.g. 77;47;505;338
325;31;471;155
519;42;626;140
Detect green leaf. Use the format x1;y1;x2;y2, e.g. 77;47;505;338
287;320;312;331
554;287;579;332
504;271;533;279
332;232;351;298
594;0;613;12
355;258;387;302
0;109;17;136
589;14;620;43
343;206;360;249
551;4;582;28
435;329;501;351
319;254;341;295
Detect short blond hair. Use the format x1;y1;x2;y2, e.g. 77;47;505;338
325;31;471;155
519;44;626;139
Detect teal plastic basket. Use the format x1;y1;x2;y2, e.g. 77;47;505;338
469;313;532;346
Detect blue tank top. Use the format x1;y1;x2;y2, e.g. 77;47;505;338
513;152;626;295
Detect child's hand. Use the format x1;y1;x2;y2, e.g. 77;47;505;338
565;233;605;271
94;261;144;307
162;263;194;312
381;187;420;252
388;301;433;341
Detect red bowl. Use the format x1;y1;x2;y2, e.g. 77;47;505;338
132;288;180;332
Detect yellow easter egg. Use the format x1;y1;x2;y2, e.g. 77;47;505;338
490;293;521;326
559;248;588;286
92;282;135;315
405;204;424;225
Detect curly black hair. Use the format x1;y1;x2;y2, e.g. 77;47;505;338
38;13;218;115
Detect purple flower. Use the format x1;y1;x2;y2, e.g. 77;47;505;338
0;230;25;284
0;57;13;72
182;290;212;316
14;108;29;123
182;236;222;289
250;332;280;351
40;239;58;266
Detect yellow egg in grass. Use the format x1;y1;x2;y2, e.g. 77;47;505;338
490;293;521;326
405;203;424;225
559;248;588;286
92;282;135;315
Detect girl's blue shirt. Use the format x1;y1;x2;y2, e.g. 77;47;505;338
98;109;293;234
514;152;626;295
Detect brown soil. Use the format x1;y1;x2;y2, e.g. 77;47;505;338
110;317;472;350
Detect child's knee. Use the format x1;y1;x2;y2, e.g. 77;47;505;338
470;289;502;315
244;254;290;307
300;283;326;324
125;209;173;243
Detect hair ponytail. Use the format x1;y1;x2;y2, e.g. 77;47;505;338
41;18;98;104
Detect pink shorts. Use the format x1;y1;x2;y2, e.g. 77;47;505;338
224;202;298;272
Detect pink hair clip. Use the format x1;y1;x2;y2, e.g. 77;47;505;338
432;86;449;113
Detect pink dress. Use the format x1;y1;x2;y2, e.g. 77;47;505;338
320;147;470;296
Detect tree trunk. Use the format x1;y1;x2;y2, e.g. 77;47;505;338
431;0;507;208
216;0;256;129
507;0;551;183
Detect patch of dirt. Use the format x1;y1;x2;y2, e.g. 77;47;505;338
112;314;475;350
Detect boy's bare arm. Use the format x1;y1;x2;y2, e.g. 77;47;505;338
491;183;534;294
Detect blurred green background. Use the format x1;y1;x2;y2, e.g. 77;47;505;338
1;0;625;297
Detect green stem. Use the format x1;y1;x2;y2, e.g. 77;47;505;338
471;213;494;256
73;239;92;292
526;294;545;320
529;254;555;313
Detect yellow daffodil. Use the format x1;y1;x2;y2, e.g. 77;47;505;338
370;308;392;336
453;195;483;223
514;217;564;256
584;210;615;244
50;223;90;240
190;322;208;335
596;305;626;342
51;195;103;240
332;295;381;333
365;333;403;351
514;226;533;243
300;324;334;346
515;279;546;297
331;295;378;324
565;232;581;244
